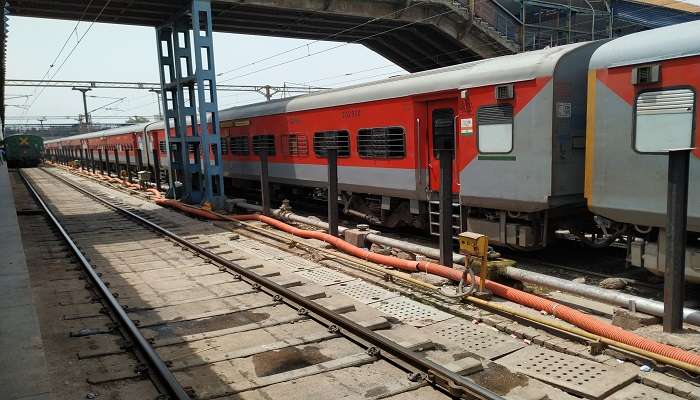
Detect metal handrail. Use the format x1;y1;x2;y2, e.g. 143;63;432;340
452;0;522;44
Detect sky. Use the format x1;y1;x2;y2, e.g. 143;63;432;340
5;16;406;125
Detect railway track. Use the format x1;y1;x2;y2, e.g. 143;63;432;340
16;167;502;400
17;165;700;400
10;170;164;399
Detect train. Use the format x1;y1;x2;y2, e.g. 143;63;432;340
3;134;44;168
44;21;700;281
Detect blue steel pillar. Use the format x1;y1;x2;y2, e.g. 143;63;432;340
192;1;224;206
155;0;224;206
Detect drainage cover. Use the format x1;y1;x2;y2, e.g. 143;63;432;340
328;280;399;304
296;268;356;286
421;319;526;360
497;346;637;399
372;297;454;327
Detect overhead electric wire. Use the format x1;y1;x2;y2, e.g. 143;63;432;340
16;0;95;113
215;1;425;78
88;96;126;114
301;64;401;85
22;0;113;120
218;8;457;83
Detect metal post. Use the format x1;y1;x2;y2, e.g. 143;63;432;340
136;148;144;174
114;148;121;177
150;89;163;121
106;149;111;175
107;149;112;175
327;148;339;237
439;149;454;267
663;149;690;333
98;149;104;174
153;149;162;191
259;150;270;216
91;149;96;174
79;148;85;170
72;87;92;130
125;149;132;183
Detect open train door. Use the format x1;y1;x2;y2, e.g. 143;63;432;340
426;99;459;193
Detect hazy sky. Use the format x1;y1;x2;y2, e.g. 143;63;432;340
6;16;405;125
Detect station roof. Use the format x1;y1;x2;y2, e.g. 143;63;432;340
6;1;482;72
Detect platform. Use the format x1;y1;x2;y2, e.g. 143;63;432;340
0;165;50;399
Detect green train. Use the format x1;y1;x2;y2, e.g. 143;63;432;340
3;134;44;168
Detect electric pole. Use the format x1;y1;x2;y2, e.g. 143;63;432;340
72;87;92;130
149;88;163;120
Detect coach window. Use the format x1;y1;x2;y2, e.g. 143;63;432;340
283;134;309;156
252;134;276;156
358;127;405;158
477;104;513;153
230;136;249;155
220;137;229;155
313;131;350;157
635;88;695;153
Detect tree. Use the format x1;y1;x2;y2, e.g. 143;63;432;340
126;116;149;124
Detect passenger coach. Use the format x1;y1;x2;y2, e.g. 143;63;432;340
219;41;604;250
43;21;700;279
586;21;700;282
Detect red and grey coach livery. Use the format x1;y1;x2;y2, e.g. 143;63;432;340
219;42;603;249
43;22;700;281
585;21;700;281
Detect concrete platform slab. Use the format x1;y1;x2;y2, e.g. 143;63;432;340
327;279;399;304
605;383;686;400
421;319;526;360
497;346;637;399
372;296;454;327
0;166;51;399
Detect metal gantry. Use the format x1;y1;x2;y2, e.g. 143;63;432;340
156;0;224;206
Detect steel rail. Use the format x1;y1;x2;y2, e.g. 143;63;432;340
40;167;504;400
18;169;192;400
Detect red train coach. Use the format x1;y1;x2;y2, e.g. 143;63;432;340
219;41;604;249
46;40;605;250
586;21;700;281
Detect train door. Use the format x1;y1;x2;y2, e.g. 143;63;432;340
426;99;458;192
